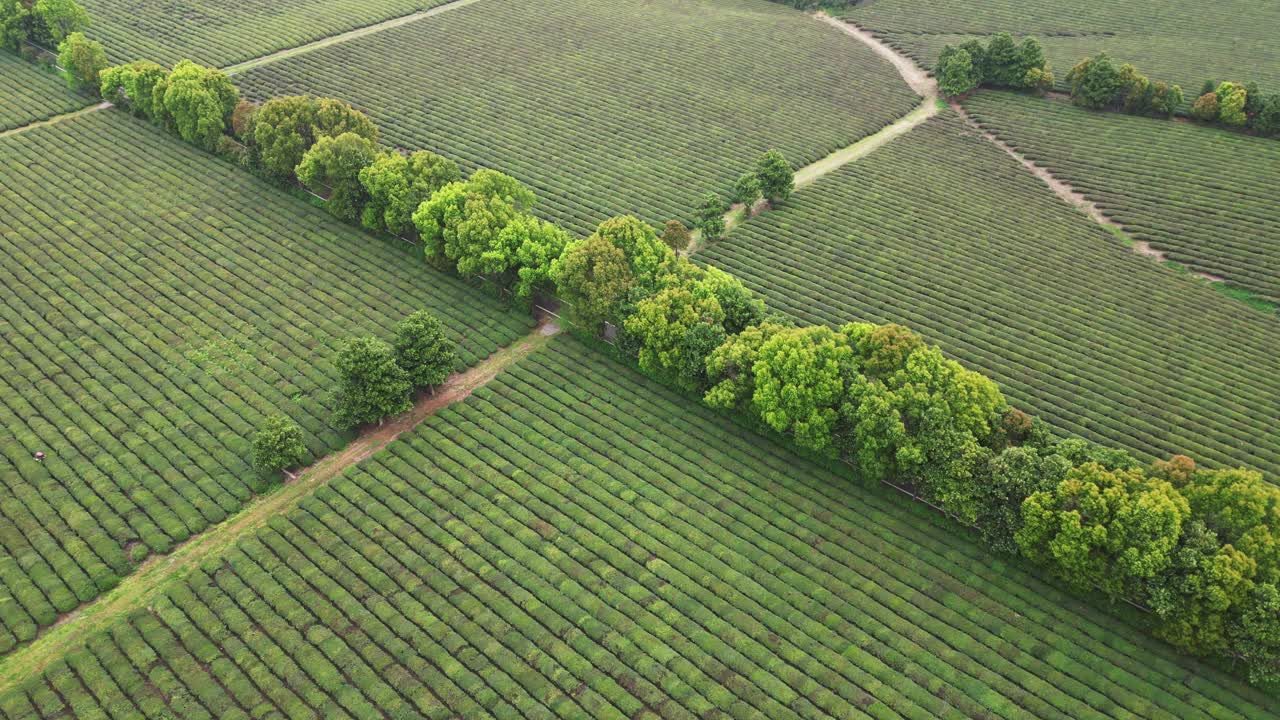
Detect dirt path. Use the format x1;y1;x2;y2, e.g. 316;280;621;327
0;101;110;140
223;0;483;75
0;322;557;695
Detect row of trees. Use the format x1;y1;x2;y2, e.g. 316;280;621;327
0;0;86;53
100;59;239;150
1189;79;1280;136
690;149;796;244
1065;53;1184;118
937;33;1053;98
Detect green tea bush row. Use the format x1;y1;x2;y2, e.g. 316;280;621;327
0;52;86;131
963;90;1280;301
0;109;530;652
6;338;1275;716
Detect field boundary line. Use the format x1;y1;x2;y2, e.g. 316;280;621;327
818;16;1229;284
0;321;558;695
222;0;484;75
0;101;111;140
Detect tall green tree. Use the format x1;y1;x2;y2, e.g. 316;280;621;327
1067;53;1122;109
295;131;379;222
359;149;460;235
982;32;1021;87
1191;91;1220;122
1017;463;1189;599
391;311;456;389
754;149;794;203
250;415;307;474
0;0;29;51
1215;81;1248;126
55;31;104;93
99;60;168;120
551;233;634;332
252;95;377;182
155;60;239;150
1255;95;1280;136
624;284;726;391
413;169;536;275
1148;520;1255;655
32;0;86;46
937;47;978;97
333;336;412;427
694;192;727;241
752;325;852;454
703;322;789;412
732;171;762;209
1014;37;1047;87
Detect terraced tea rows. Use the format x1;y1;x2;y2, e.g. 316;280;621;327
2;337;1275;719
700;113;1280;481
0;109;530;654
0;54;88;133
962;90;1280;302
236;0;919;235
78;0;454;67
840;0;1280;100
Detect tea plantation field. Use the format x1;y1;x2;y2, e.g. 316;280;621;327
840;0;1280;100
78;0;455;67
2;337;1275;719
0;54;87;132
963;90;1280;303
236;0;919;235
0;109;530;654
700;113;1280;482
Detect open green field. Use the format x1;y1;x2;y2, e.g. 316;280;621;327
962;90;1280;303
79;0;454;67
700;112;1280;481
0;54;88;132
0;109;530;654
840;0;1280;100
235;0;919;236
2;337;1275;719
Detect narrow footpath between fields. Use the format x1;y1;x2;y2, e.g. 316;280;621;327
0;321;559;696
222;0;484;75
0;101;110;140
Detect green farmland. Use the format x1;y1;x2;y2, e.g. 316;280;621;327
235;0;920;235
700;112;1280;481
840;0;1280;100
963;90;1280;303
78;0;455;67
0;54;88;132
2;337;1275;719
0;109;530;653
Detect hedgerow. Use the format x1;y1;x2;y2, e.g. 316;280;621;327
963;90;1280;303
2;339;1273;717
0;109;531;652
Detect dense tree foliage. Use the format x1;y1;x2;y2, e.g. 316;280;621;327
1067;53;1122;110
693;192;727;241
333;336;412;428
98;60;167;119
391;310;456;389
251;95;376;183
939;33;1052;96
359;149;459;236
155;60;238;150
731;171;761;208
295;131;379;222
55;30;103;92
660;219;691;252
754;148;794;203
936;47;977;97
250;414;307;474
1215;81;1249;127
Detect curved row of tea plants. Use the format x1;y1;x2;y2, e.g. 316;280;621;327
0;109;531;656
235;0;919;236
838;0;1280;101
961;90;1280;302
699;113;1280;482
77;0;453;68
2;337;1275;718
0;53;88;132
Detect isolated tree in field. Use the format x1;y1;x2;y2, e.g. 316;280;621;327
250;414;307;474
1191;91;1220;123
333;336;412;427
1067;53;1122;109
359;149;460;235
392;310;456;389
296;131;379;222
936;47;978;97
1215;81;1248;127
56;31;104;93
693;192;727;241
413;169;536;276
754;149;794;203
732;171;762;209
32;0;86;46
551;232;634;331
156;60;239;150
98;60;167;119
252;95;377;182
661;219;691;252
